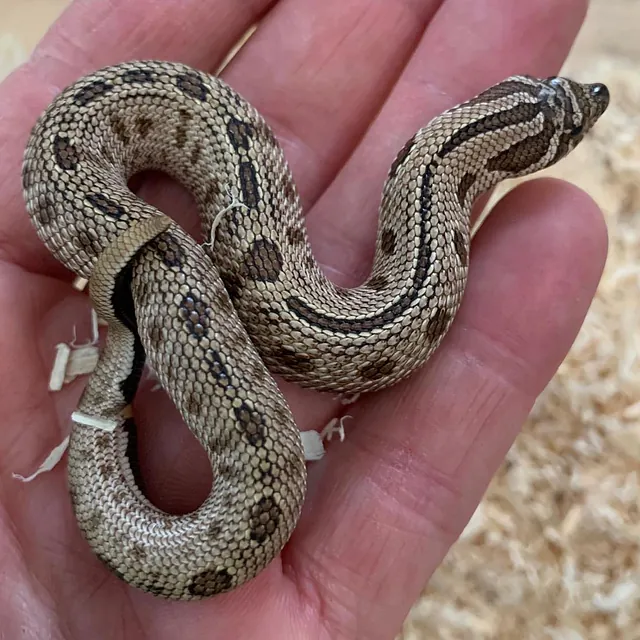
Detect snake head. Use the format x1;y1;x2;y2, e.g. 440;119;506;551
544;75;609;141
477;74;610;176
535;75;610;164
448;74;609;182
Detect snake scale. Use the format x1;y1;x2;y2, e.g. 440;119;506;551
21;60;609;599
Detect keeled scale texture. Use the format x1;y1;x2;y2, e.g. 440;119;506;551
21;61;608;598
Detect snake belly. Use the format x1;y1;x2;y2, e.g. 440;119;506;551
21;60;608;599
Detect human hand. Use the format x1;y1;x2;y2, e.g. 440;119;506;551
0;0;606;638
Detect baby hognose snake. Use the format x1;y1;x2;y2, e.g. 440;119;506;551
21;61;609;599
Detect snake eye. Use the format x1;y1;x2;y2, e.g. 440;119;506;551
570;123;584;137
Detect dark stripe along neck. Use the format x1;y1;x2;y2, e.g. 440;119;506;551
287;96;545;335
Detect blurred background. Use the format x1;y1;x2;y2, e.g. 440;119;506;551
2;1;639;638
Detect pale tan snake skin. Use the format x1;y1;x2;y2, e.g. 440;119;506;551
21;61;609;600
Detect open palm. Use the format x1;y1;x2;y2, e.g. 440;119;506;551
0;0;606;638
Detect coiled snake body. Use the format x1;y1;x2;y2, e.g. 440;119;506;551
22;61;608;599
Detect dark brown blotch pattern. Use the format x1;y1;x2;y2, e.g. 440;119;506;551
187;568;234;597
457;172;476;207
379;228;397;256
388;135;416;180
74;80;113;106
178;292;210;340
131;543;147;560
212;287;232;313
113;487;127;505
135;116;154;137
227;117;254;151
207;522;223;539
286;226;305;246
286;108;494;338
283;178;296;204
151;232;184;268
217;460;236;480
249;496;281;544
122;68;154;84
242;238;283;283
175;109;192;148
359;358;396;381
53;135;80;171
223;273;243;300
452;229;468;267
190;141;202;166
238;161;260;208
182;389;200;417
203;182;220;207
487;113;555;174
234;401;266;447
95;434;110;451
275;345;314;373
86;193;126;219
426;307;453;340
176;72;208;101
99;461;115;479
203;349;232;388
255;465;274;487
144;579;168;597
110;116;130;145
255;118;278;147
366;273;389;291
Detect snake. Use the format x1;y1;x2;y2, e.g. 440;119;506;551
21;60;609;600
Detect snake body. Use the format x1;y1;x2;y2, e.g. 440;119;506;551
22;61;608;599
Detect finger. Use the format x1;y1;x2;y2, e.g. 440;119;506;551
306;0;588;285
0;0;275;271
290;180;607;639
223;0;443;207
